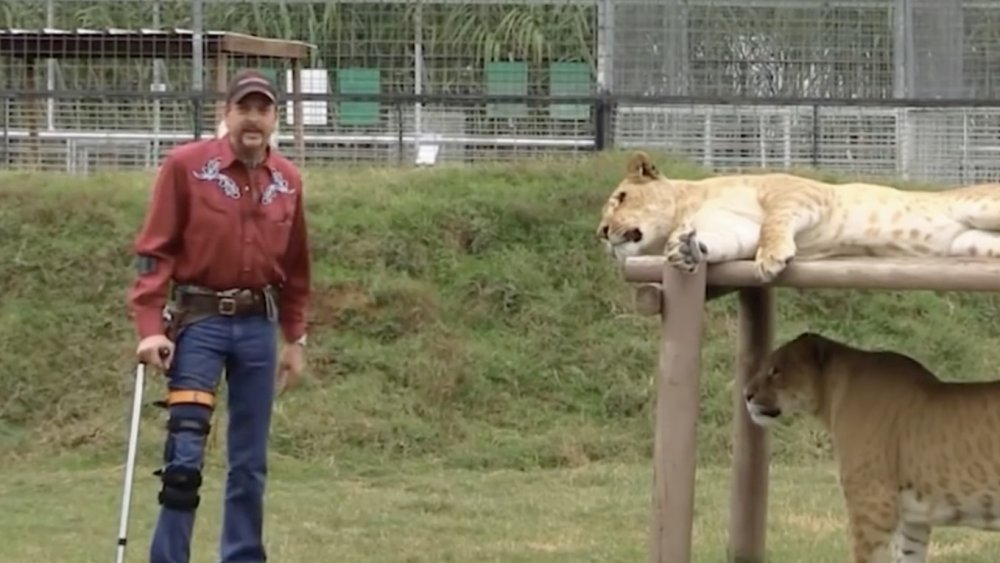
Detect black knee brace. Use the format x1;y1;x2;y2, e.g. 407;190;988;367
157;466;203;511
166;411;212;437
153;411;212;511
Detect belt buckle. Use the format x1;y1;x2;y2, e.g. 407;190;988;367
218;297;237;316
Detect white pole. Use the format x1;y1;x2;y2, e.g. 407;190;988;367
413;0;424;152
45;0;54;131
152;0;163;161
192;0;204;137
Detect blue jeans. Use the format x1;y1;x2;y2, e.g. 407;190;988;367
149;313;277;563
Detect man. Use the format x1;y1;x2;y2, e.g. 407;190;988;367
127;68;311;563
217;116;279;149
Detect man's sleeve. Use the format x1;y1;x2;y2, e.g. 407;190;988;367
278;177;311;344
127;155;186;339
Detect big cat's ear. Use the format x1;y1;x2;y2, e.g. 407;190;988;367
626;151;659;181
795;332;830;368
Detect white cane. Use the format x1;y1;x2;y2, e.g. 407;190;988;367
115;361;146;563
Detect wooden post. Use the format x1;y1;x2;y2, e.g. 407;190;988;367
634;283;664;316
621;254;1000;563
214;52;229;126
728;288;773;562
649;263;707;563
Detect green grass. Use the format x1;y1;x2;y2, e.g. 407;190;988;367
1;454;997;562
5;150;1000;561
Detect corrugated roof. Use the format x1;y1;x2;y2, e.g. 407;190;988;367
0;27;287;37
0;28;313;59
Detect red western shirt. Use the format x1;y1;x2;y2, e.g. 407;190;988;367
127;136;311;343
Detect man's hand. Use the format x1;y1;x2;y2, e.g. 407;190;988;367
277;341;305;394
136;334;175;371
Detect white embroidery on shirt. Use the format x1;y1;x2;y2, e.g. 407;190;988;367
261;169;295;205
193;157;241;199
192;156;295;205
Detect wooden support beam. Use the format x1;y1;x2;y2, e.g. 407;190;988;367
633;283;738;314
214;52;229;126
623;256;1000;291
624;253;1000;563
220;32;311;60
728;288;772;563
649;262;706;563
634;283;663;316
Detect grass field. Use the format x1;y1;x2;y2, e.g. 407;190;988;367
2;454;997;562
5;150;1000;561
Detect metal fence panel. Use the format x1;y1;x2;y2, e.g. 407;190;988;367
610;0;897;99
612;104;901;177
2;0;1000;186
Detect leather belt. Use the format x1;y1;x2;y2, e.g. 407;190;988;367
174;286;270;317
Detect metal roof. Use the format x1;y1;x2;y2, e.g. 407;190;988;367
0;28;314;60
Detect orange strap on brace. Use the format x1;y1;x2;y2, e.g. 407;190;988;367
166;389;216;409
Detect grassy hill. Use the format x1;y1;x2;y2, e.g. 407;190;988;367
4;150;1000;472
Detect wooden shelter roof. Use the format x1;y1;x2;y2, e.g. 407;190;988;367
0;28;313;60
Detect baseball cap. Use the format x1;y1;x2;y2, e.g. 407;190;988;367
226;69;278;104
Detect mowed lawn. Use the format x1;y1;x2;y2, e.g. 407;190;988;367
1;455;996;562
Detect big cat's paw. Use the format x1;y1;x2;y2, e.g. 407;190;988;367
665;227;708;274
753;244;796;283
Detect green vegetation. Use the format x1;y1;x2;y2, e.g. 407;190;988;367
0;455;994;562
14;0;994;99
4;151;1000;560
5;149;1000;470
0;457;861;562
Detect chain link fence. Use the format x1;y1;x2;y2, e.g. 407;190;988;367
2;0;1000;184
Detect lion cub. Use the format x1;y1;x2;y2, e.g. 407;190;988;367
744;332;1000;563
